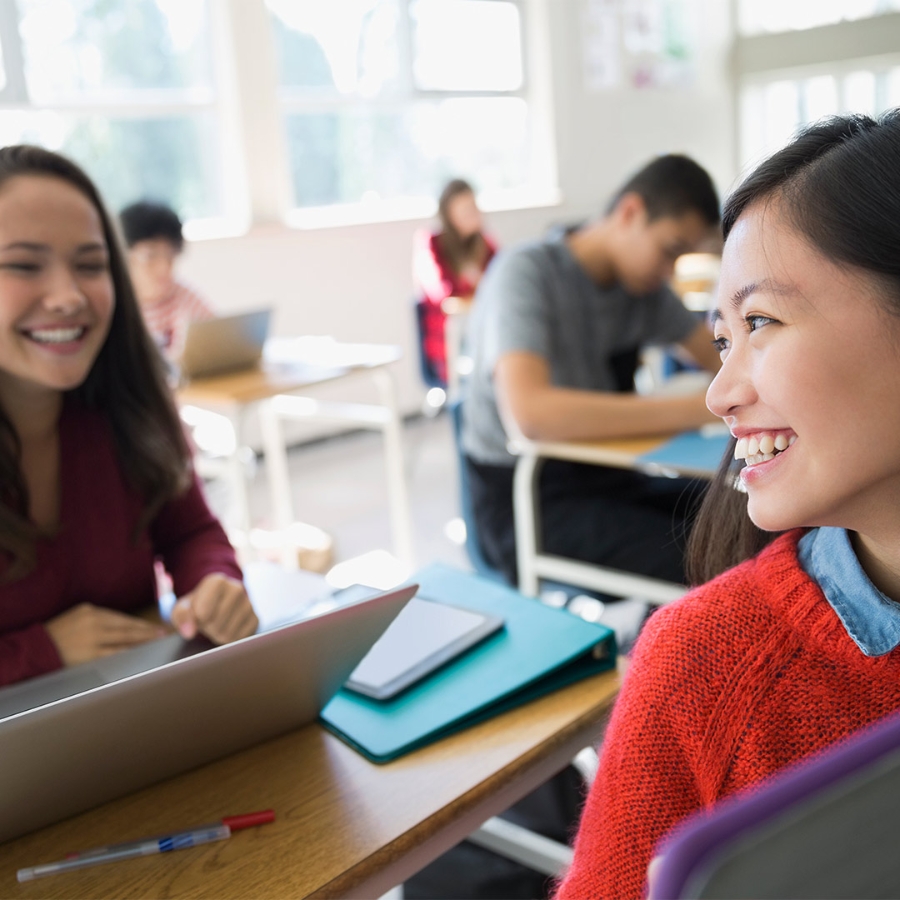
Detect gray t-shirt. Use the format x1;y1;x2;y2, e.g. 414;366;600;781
461;229;699;466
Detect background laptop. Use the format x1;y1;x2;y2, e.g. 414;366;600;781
179;308;272;380
0;581;415;843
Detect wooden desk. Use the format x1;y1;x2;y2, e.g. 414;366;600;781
0;669;619;899
512;430;727;600
515;433;726;481
178;338;413;567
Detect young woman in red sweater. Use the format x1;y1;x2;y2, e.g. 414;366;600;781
412;178;497;384
0;145;257;687
557;110;900;899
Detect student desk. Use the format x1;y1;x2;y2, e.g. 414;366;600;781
0;668;620;899
512;428;730;600
178;337;413;567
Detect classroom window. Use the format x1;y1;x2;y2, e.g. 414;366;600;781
738;0;900;35
0;0;223;221
410;0;523;92
267;0;533;211
739;65;900;169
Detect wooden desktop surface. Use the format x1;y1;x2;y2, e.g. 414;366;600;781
515;434;672;468
177;341;402;407
514;431;726;480
1;668;619;899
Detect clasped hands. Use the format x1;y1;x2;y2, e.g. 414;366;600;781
46;573;259;667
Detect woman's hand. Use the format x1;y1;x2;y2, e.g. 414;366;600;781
169;573;258;645
45;604;167;667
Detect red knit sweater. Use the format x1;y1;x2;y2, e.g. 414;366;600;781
556;530;900;900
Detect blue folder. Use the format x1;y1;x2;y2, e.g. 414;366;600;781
320;563;617;763
636;429;731;475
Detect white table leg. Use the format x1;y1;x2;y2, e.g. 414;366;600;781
258;399;298;569
220;407;252;547
445;312;463;402
371;368;415;566
513;452;542;597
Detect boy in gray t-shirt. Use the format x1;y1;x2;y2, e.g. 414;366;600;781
461;154;723;586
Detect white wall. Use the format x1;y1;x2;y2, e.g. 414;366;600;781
179;0;736;439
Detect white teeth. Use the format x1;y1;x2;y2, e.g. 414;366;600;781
28;327;84;344
734;432;795;463
745;451;776;465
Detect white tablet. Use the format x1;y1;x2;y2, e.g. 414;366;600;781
345;596;505;700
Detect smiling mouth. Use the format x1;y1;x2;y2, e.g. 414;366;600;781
734;433;796;465
23;327;88;344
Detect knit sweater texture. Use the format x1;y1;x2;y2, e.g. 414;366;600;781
555;529;900;900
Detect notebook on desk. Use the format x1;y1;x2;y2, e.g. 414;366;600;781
321;563;617;763
0;581;415;843
179;308;272;380
636;428;731;476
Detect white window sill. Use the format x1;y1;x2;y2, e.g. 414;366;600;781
182;186;563;242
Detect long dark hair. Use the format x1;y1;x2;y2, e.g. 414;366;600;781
0;145;191;580
687;109;900;585
436;178;489;275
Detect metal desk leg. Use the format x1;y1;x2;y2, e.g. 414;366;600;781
258;399;298;568
371;368;415;566
221;407;252;548
513;452;543;597
445;312;464;403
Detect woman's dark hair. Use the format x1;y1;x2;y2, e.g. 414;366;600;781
119;199;185;251
436;177;489;275
0;145;192;580
687;109;900;585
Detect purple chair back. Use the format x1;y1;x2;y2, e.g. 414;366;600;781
652;709;900;899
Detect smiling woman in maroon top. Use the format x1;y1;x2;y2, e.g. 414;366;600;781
0;145;257;687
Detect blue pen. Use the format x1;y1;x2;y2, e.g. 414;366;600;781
17;825;230;881
16;809;275;881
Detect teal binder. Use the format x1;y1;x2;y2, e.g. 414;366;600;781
320;563;617;763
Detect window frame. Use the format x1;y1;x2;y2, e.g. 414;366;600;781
0;0;557;235
0;0;239;232
733;7;900;174
271;0;549;223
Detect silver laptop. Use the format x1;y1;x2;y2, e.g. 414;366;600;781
179;308;272;380
0;581;415;843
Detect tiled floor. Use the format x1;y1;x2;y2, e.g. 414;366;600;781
205;410;472;577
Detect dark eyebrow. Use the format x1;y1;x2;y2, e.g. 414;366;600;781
0;241;50;253
710;278;797;323
0;241;107;255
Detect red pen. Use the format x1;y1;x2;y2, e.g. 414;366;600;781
17;809;275;882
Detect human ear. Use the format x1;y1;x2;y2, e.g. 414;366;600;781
614;192;647;227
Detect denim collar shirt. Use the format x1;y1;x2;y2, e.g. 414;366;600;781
798;527;900;657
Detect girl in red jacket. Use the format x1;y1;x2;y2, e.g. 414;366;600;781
412;178;497;384
0;145;257;687
557;109;900;899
